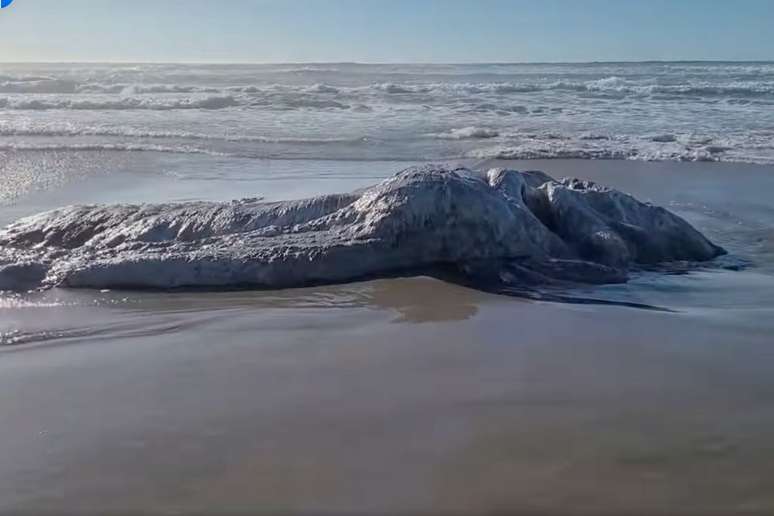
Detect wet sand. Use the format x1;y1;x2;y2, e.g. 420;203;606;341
2;158;774;515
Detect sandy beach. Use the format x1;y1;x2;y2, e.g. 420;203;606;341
2;157;774;515
1;0;773;510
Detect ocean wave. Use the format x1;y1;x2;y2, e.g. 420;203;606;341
662;63;774;75
276;66;342;74
649;134;678;143
0;79;80;94
0;94;241;110
228;85;277;93
0;142;229;156
0;74;55;82
371;82;421;94
366;78;774;98
547;77;774;97
0;124;364;144
2;77;771;109
75;83;128;94
304;83;340;94
468;145;637;161
345;79;774;98
0;78;201;95
579;133;612;141
1;137;771;165
0;78;219;96
0;89;359;111
432;126;500;139
123;84;220;94
466;142;739;163
250;97;350;110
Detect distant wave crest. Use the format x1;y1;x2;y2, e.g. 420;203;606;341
432;126;500;140
2;75;773;114
0;95;240;110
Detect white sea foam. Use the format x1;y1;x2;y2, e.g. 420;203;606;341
0;142;229;156
0;124;361;144
467;145;637;161
432;127;500;139
0;94;240;111
372;83;418;94
466;140;743;163
304;83;340;94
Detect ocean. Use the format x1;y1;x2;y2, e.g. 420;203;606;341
0;61;773;163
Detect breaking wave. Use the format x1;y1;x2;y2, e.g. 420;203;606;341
547;76;774;97
0;142;229;156
354;78;774;98
0;124;362;144
467;142;745;163
432;127;500;139
2;76;773;101
0;95;240;110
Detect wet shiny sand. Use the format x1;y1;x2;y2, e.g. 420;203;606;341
2;158;774;515
2;276;774;515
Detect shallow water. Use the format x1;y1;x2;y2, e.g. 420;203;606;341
1;154;774;514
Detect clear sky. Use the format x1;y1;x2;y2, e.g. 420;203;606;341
1;0;772;63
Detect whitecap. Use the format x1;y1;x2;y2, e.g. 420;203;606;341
432;127;500;140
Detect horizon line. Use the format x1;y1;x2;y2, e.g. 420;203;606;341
1;59;773;66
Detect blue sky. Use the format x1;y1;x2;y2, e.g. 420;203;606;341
1;0;772;63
